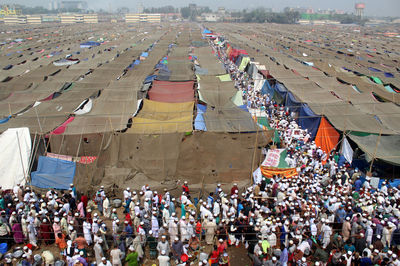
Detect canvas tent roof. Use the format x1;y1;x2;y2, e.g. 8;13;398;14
349;134;400;166
128;99;194;134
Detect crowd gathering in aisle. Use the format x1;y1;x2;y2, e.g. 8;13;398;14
0;37;400;266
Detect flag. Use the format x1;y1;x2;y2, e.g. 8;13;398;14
340;136;353;164
261;149;289;168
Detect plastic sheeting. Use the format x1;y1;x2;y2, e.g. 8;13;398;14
298;104;321;140
74;99;93;115
315;117;340;157
231;91;244;106
194;104;207;131
0;128;31;189
285;92;302;113
31;156;76;189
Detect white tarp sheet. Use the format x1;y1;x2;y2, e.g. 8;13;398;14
0;128;31;189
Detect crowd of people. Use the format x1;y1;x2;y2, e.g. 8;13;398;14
0;35;399;266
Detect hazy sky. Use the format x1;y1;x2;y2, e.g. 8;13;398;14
12;0;400;17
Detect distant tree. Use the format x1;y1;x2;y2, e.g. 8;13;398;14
180;7;191;18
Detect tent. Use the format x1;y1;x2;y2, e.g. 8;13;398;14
348;134;400;165
0;128;31;189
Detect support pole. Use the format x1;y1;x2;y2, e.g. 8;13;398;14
369;129;382;174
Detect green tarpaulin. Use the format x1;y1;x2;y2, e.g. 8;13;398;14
257;117;280;144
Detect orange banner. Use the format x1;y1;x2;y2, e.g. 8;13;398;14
261;166;298;178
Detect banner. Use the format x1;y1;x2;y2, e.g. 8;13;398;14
261;149;289;168
260;166;297;178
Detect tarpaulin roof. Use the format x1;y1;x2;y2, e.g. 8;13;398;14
203;102;258;133
349;134;400;165
308;103;395;134
128;99;194;134
148;80;194;103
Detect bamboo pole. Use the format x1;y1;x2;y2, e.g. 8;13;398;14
16;131;28;185
250;127;260;185
369;129;382;173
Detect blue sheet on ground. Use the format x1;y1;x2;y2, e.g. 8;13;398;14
31;156;76;190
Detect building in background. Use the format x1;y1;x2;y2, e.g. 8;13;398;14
26;15;42;24
83;14;98;23
125;13;161;23
4;15;25;24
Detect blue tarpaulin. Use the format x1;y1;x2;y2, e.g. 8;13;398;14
238;105;249;112
274;83;288;104
194;104;207;131
80;41;100;48
261;81;274;96
298;104;321;140
0;116;11;124
140;52;149;57
144;75;157;84
31;156;76;190
384;72;394;78
202;29;212;34
285;92;302;113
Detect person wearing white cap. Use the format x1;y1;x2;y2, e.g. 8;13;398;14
102;194;111;219
123;187;131;202
125;245;138;266
157;235;170;255
321;221;332;249
171;237;183;263
205;216;217;245
179;216;189;242
93;233;104;265
157;249;170;266
83;218;92;245
342;216;351;242
168;218;178;241
98;256;112;266
151;212;159;238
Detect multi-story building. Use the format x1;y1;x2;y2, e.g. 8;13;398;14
26;15;42;24
125;13;160;23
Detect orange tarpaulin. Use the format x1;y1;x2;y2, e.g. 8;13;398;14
315;117;340;155
260;166;298;178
